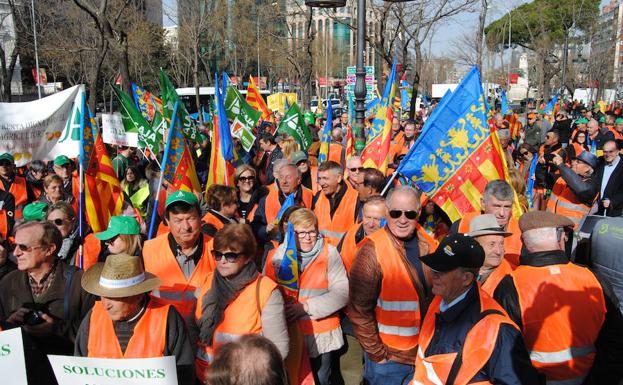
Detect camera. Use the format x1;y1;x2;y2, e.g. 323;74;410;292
22;303;48;326
543;153;554;162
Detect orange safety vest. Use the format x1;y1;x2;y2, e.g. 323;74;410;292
480;258;513;297
366;229;422;351
338;224;363;273
546;177;592;229
265;186;313;224
194;274;277;383
87;300;169;358
313;186;358;246
0;175;27;218
458;212;522;267
310;166;319;194
143;233;216;319
328;142;345;166
0;209;9;241
412;289;516;385
511;262;606;383
201;211;227;232
77;233;102;270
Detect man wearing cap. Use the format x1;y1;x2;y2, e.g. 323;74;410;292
523;112;543;148
143;190;216;331
494;211;606;385
76;253;194;384
412;233;539;385
348;186;436;385
547;151;598;228
613;117;623;140
468;214;513;296
293;150;318;192
22;201;48;221
53;155;79;199
111;145;133;179
0;153;28;218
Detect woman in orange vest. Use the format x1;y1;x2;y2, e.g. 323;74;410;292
234;165;267;223
76;253;195;385
195;224;288;384
203;185;238;238
264;208;348;385
292;151;319;193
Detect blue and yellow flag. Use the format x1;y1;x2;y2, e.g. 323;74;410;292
317;101;333;164
274;193;295;224
360;61;397;173
207;73;235;186
397;66;521;222
544;93;559;117
278;223;300;295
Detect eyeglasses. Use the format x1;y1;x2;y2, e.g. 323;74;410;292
212;250;243;262
13;243;45;252
238;176;255;183
349;167;365;173
295;230;318;239
388;209;418;220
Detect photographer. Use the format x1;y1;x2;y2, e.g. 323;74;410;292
0;221;95;385
535;130;565;210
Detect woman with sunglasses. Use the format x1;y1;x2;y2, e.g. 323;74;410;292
264;208;348;385
46;201;80;264
194;224;288;384
569;131;591;161
234;165;267;223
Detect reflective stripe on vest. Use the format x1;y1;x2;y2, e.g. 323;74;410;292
377;323;420;337
320;229;346;240
299;288;329;298
214;331;243;344
546;178;591;228
377;298;419;312
529;345;595;364
151;289;197;301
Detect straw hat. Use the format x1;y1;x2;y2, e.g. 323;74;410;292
81;254;160;298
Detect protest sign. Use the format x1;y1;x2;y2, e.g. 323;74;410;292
47;355;178;385
0;328;28;385
0;85;83;166
102;113;139;147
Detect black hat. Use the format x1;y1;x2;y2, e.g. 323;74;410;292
574;150;598;169
420;233;485;272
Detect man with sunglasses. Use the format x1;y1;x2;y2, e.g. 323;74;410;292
348;186;437;385
345;156;364;190
0;221;94;385
494;211;605;385
0;153;28;219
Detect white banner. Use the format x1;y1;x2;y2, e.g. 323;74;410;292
47;355;178;385
0;328;28;385
0;85;83;167
102;113;138;147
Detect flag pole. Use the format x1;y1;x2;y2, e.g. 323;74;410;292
77;87;86;268
381;169;399;196
147;100;179;240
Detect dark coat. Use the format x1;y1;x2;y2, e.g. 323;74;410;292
591;155;623;216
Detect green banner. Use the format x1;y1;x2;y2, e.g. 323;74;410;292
231;99;261;152
159;69;201;142
278;103;313;151
112;85;160;152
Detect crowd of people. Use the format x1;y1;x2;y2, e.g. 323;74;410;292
0;97;622;385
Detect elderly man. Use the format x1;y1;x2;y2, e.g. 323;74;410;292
592;140;623;216
143;190;216;329
0;153;28;218
76;254;194;385
345;156;364;190
587;118;614;154
53;155;79;199
337;196;386;273
413;233;539;385
468;214;513;295
328;127;346;166
548;150;598;228
0;221;94;385
355;168;385;222
254;163;313;242
312;160;359;246
494;211;606;385
348;186;436;385
452;180;522;266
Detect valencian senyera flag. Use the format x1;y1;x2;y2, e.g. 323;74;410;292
207;73;235;187
82;105;124;233
131;84;162;122
360;61;397;174
162;103;201;193
246;76;273;122
317;101;333;164
396;66;522;222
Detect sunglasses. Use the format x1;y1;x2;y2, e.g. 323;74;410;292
13;243;45;252
238;176;255;182
388;209;418;220
212;250;243;262
51;218;67;226
349;167;365;173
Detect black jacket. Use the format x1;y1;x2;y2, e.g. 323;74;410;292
554;163;597;205
591;155;623;216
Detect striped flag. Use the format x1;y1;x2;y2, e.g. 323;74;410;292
207;73;235;186
317;101;333;163
246;76;273;122
162;109;201;193
82;107;124;233
360;61;397;173
345;123;354;159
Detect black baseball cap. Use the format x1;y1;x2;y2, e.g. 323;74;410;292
420;233;485;272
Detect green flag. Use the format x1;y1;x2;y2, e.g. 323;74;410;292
112;85;160;152
225;86;243;120
230;100;261;152
159;69;201;142
278;103;313;151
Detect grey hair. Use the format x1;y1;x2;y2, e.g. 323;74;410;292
522;227;558;252
363;195;386;209
13;220;62;256
279;163;302;178
483;180;514;204
386;185;421;209
272;159;290;179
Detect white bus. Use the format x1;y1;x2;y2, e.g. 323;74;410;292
176;87;270;113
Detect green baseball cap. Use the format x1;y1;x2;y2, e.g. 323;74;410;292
576;117;589;124
53;155;71;166
165;190;198;209
599;116;606;123
304;111;316;125
0;153;14;163
95;216;141;240
615;118;623;124
23;202;48;221
291;151;308;165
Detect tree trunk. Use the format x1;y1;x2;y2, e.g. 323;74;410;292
118;34;131;94
476;0;488;71
408;42;423;121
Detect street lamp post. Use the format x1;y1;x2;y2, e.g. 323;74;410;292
31;0;41;99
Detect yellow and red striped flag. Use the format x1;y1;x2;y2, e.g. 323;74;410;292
360;62;397;174
345;123;354;159
246;76;273;122
82;107;124;233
